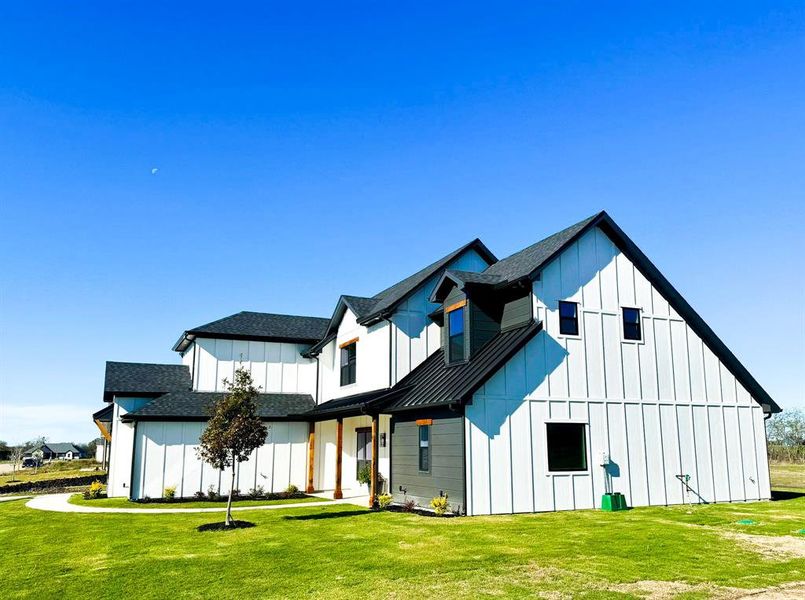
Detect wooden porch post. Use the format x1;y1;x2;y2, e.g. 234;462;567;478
370;414;379;507
334;418;343;500
306;421;316;494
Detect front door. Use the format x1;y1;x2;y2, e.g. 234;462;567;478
356;427;371;477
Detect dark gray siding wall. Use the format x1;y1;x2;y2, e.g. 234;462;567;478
442;286;469;360
391;410;465;513
501;289;532;331
469;293;499;356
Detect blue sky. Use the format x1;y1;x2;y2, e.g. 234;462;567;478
0;2;803;444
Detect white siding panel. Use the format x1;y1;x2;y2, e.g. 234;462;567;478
738;407;760;500
659;404;683;505
625;403;649;507
692;405;714;503
723;407;745;500
510;400;534;513
708;406;731;502
643;404;667;505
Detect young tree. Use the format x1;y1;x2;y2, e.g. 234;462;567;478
9;445;28;482
197;367;267;527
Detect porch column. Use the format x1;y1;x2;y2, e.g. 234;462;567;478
370;414;379;507
306;422;315;494
334;418;343;500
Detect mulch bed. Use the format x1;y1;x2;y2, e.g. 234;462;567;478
197;520;255;532
0;474;107;495
383;505;459;518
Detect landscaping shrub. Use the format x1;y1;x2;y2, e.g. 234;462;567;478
284;484;298;495
248;486;265;499
357;464;372;488
430;494;450;516
402;498;416;512
377;493;393;509
164;485;176;500
83;480;105;500
207;485;218;500
193;490;206;500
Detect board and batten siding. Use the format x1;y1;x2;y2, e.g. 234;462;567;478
129;421;309;500
190;338;317;396
391;412;465;512
465;226;771;515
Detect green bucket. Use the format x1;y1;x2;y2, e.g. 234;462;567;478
601;493;628;512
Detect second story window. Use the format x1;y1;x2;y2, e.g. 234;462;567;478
622;307;642;341
340;339;357;386
447;305;466;362
558;301;579;336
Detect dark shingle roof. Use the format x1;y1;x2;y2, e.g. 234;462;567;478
122;391;315;421
341;296;379;320
35;443;81;454
358;239;497;324
174;311;330;352
384;320;542;411
104;362;192;402
482;213;601;284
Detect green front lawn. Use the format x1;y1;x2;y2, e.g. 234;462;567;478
68;493;326;509
2;476;805;599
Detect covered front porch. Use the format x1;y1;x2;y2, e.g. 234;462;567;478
303;389;399;506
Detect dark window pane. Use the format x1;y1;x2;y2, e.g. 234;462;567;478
559;301;577;318
340;343;357;386
448;307;465;361
448;308;464;335
622;308;642;340
558;301;579;335
546;423;587;471
418;425;430;471
623;307;640;324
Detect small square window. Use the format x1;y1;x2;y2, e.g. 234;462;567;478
622;307;642;341
546;423;587;472
558;301;579;336
418;425;430;471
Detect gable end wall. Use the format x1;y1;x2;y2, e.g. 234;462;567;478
465;226;771;515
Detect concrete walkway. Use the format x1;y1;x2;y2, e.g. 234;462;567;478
26;492;369;514
0;495;31;503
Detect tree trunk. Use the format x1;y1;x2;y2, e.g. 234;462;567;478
226;461;236;527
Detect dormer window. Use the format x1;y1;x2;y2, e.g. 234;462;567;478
447;303;466;362
340;339;357;386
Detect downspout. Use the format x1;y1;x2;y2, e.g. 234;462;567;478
314;354;321;405
381;314;393;388
190;341;197;391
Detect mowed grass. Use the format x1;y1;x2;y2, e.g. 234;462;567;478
770;462;805;490
0;459;104;488
0;464;802;599
68;494;327;509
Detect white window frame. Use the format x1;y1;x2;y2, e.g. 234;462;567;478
542;419;591;476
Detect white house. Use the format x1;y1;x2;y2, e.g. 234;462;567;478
95;212;779;514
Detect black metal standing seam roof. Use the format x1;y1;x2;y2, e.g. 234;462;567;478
302;387;411;419
173;311;331;352
383;320;542;411
103;362;192;402
121;391;315;421
357;239;498;324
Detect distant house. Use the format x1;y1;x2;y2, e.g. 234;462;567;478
26;443;83;461
95;212;779;514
